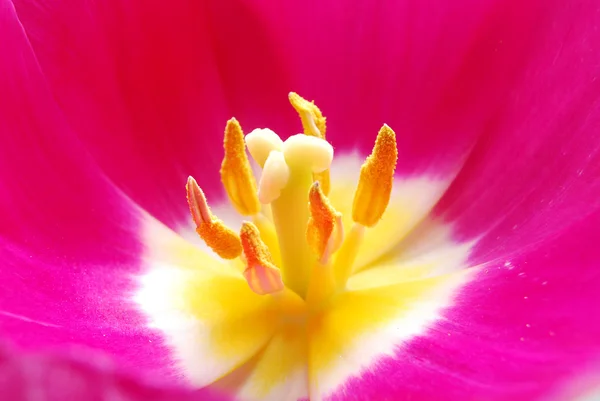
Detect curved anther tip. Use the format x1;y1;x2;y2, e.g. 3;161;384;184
288;91;326;139
186;176;211;225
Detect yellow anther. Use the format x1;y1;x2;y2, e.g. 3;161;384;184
288;92;326;139
307;182;341;262
186;176;242;259
240;222;284;295
352;124;398;227
220;118;261;216
289;92;331;195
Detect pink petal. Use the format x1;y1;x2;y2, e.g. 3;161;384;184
12;0;548;229
434;0;600;261
242;0;537;174
329;210;600;401
0;343;230;401
7;0;600;399
327;1;600;399
0;0;177;381
11;0;295;229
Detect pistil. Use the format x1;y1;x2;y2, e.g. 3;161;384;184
268;135;333;298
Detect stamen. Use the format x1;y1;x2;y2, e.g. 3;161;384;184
184;94;399;307
307;182;342;263
258;150;290;204
352;124;398;227
220;118;261;216
288;92;331;195
245;128;283;168
240;222;284;295
186;176;242;259
288;92;326;139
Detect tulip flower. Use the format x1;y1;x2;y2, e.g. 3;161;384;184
2;0;600;400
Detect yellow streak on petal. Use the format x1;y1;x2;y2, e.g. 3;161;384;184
307;182;341;261
211;320;309;400
240;222;284;295
182;273;280;382
289;92;331;195
308;273;463;395
242;323;308;397
141;188;473;394
352;124;398;227
186;176;242;259
220;118;261;216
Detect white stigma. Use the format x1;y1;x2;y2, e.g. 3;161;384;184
245;128;284;167
251;131;334;204
258;150;290;204
282;134;334;173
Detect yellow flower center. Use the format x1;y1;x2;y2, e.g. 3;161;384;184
136;93;475;401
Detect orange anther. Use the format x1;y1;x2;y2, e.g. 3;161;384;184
240;222;284;295
220;118;261;216
352;124;397;227
307;182;342;262
288;92;326;139
186;176;242;259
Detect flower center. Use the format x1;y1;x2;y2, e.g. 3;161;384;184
186;93;397;313
136;92;475;400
